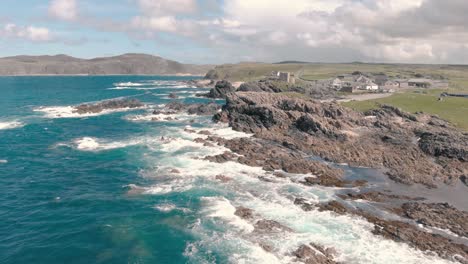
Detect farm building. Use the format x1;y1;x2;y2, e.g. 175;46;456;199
408;78;433;88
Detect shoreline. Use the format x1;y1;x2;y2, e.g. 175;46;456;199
194;80;468;263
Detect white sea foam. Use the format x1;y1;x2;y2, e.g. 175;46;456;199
130;123;451;263
125;112;196;122
107;86;160;91
154;203;191;213
71;136;160;152
154;203;177;212
35;105;145;118
113;82;145;87
201;196;254;233
180;124;253;140
0;159;8;164
0;121;24;130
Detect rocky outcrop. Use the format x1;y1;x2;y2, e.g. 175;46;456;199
237;80;283;93
315;200;468;263
293;244;337;264
203;136;347;187
401;202;468;237
159;101;221;116
206;80;236;99
74;98;143;114
214;92;468;187
417;131;468;161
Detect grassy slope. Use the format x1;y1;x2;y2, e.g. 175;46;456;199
343;89;468;131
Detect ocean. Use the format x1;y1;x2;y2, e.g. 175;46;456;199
0;76;452;264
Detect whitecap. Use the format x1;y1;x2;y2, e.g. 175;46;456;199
34;104;146;119
154;203;177;212
69;136;160;152
0;121;24;130
201;196;254;233
113;82;145;87
125;112;197;123
0;159;8;164
147;127;452;263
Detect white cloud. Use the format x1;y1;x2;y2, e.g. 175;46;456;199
48;0;78;21
132;16;178;32
1;23;52;42
136;0;197;15
45;0;468;63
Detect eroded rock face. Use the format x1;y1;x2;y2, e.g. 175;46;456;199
74;98;144;114
214;92;468;187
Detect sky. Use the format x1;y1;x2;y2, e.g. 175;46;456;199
1;0;468;64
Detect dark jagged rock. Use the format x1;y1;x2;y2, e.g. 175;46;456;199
203;136;344;186
187;103;221;115
215;174;232;183
293;244;337;264
254;219;293;233
235;207;254;219
168;92;178;99
214;92;467;187
371;217;468;262
401;202;468;237
238;80;283;93
338;192;423;203
315;200;468;262
206;80;236;99
417;131;468;161
204;151;237;163
161;101;221;116
317;201;349;215
74;98;143;114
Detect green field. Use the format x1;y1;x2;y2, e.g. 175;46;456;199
342;89;468;131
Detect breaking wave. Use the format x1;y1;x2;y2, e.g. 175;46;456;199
131;124;453;264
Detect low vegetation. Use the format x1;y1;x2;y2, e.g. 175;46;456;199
343;89;468;131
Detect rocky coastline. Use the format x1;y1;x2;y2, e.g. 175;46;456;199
176;80;468;263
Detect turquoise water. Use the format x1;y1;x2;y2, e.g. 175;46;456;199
0;76;453;264
0;76;214;263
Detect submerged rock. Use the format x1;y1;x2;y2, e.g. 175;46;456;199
234;207;254;219
254;219;293;233
168;92;178;99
